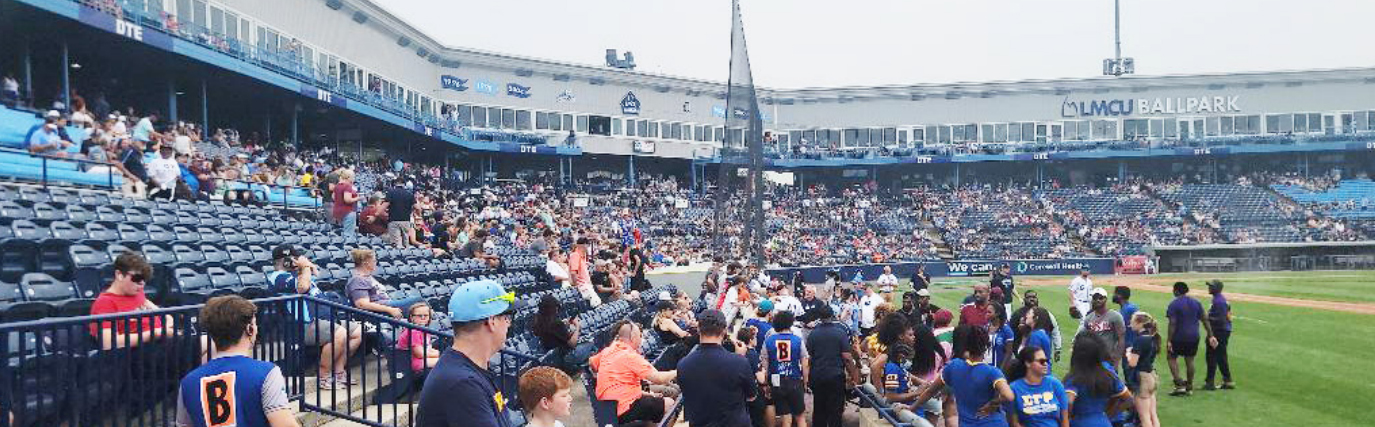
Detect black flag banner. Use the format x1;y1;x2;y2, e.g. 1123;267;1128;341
713;0;767;266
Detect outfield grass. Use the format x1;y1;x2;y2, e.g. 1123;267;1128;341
894;274;1375;427
1018;271;1375;305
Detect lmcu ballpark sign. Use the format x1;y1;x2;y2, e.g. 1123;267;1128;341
1061;95;1240;118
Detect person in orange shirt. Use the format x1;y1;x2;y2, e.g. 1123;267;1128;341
568;237;600;307
589;321;677;425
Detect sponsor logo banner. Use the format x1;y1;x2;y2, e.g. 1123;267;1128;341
506;83;531;98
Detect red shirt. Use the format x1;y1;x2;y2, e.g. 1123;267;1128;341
332;182;358;221
88;291;163;336
959;303;990;328
360;205;389;236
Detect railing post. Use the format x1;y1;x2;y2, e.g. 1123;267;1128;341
40;155;47;189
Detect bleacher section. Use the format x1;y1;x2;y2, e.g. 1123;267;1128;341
1272;179;1375;219
1042;188;1191;255
1156;184;1316;243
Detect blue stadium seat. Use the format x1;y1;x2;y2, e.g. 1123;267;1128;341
200;245;229;266
11;219;52;241
0;239;38;283
79;192;109;207
16;187;49;204
116;223;149;243
95;205;124;223
225;245;252;263
0;199;30;220
172;244;205;266
121;207;150;224
172;225;198;242
150;209;177;226
141;243;176;266
83;222;118;244
147;224;176;242
206;266;240;294
222;227;245;244
172;267;213;302
37;240;74;281
64;204;94;223
48;221;84;241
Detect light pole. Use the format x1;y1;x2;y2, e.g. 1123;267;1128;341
1103;0;1135;77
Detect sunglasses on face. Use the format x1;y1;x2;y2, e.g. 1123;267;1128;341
124;271;147;283
1033;358;1049;365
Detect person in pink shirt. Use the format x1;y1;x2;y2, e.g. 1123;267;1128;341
396;302;443;372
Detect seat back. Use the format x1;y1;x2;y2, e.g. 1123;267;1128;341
20;273;77;302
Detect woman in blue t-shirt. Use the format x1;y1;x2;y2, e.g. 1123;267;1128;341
1002;346;1069;427
1127;312;1161;427
1064;334;1132;427
1019;307;1057;374
915;325;1015;427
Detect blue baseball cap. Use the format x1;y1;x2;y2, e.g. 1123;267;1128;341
449;279;524;322
757;299;775;313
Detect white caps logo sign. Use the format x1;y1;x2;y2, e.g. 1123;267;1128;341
557;90;576;103
621;92;641;115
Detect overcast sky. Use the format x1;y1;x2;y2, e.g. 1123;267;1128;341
379;0;1375;89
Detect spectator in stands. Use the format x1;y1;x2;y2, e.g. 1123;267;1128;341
1127;312;1161;427
464;229;501;269
569;237;599;307
89;251;175;349
148;144;181;200
1;73;18;107
396;302;443;372
1002;346;1069;427
880;342;919;409
593;259;625;304
132;111;165;144
359;195;389;236
266;245;362;390
174;295;299;427
908;324;946;425
175;152;201;200
415;279;523;427
743;300;774;350
678;309;756;427
805;305;859;427
1165;282;1212;397
386;176;417;248
653;292;693;349
517;366;574;427
348;249;424;318
1077;288;1125;370
589;320;678;425
1064;334;1132;427
1011;290;1062;362
116;138;148;198
332;168;359;236
532;295;594;374
1203;280;1233;391
960;284;993;328
546;248;572;289
867;313;914;393
762;311;809;427
27;112;73;157
913;324;1014;427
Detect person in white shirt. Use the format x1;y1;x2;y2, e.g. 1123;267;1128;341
546;248;572;289
146;145;181;200
857;282;885;337
1067;268;1093;320
772;284;804;317
876;265;899;303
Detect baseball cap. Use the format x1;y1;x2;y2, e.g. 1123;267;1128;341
1207;280;1224;291
757;299;774;313
45;110;62;119
915;288;931;297
449;279;524;322
657;291;673;302
272;245;303;261
1090;287;1109;298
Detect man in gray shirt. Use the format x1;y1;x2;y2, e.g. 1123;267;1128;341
1077;287;1126;369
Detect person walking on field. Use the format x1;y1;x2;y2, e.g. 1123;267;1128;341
1164;282;1215;397
1202;280;1234;391
1067;269;1092;321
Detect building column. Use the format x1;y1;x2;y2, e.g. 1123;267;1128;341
1118;160;1127;182
954;163;962;186
200;80;209;137
628;154;637;187
291;102;299;147
60;42;71;112
22;39;33;104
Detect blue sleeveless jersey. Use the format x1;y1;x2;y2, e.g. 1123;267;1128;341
180;355;275;427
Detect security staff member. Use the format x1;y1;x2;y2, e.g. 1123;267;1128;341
805;305;859;427
677;310;756;427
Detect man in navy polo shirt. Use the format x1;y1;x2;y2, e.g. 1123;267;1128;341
416;280;524;427
677;310;756;427
806;305;859;427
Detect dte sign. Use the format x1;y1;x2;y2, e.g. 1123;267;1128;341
315;89;333;104
115;19;143;41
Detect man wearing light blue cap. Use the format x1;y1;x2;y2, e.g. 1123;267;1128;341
415;280;524;427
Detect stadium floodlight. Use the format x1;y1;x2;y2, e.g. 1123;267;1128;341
1102;0;1135;76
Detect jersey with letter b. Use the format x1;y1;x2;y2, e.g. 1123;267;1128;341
180;356;274;427
764;333;805;379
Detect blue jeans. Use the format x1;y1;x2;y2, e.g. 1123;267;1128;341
341;211;358;237
384;296;425;311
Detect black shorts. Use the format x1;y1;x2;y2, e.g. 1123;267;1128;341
772;377;807;416
1169;338;1199;358
618;395;666;424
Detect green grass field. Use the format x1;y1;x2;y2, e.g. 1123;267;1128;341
1017;271;1375;304
895;272;1375;427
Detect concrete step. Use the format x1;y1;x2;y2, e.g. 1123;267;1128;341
292;354;399;427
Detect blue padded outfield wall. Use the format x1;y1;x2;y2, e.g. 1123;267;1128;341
769;258;1116;283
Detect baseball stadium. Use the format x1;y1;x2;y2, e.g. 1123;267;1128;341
0;0;1370;426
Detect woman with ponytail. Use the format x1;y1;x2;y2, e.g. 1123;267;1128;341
1127;312;1161;427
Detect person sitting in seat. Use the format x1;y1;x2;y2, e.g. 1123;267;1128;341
27;112;73;157
347;248;424;319
395;302;443;371
267;245;363;390
589;320;678;425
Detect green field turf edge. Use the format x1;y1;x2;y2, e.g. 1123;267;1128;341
883;277;1375;427
1021;271;1375;305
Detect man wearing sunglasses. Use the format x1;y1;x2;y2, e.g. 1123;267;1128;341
89;251;177;349
415;279;524;427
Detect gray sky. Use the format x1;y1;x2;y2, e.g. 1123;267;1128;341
381;0;1375;89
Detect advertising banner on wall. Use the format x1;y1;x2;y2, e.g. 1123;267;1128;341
768;258;1117;284
440;75;468;91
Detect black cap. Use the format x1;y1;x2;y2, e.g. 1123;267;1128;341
697;310;728;336
272;245;303;261
815;304;835;319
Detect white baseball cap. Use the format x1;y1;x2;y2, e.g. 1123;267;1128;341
1090;287;1109;298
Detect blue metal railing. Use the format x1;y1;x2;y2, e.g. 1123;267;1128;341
0;147;120;189
0;294;541;427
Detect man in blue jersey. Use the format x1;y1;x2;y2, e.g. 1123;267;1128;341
175;295;298;427
762;311;809;427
